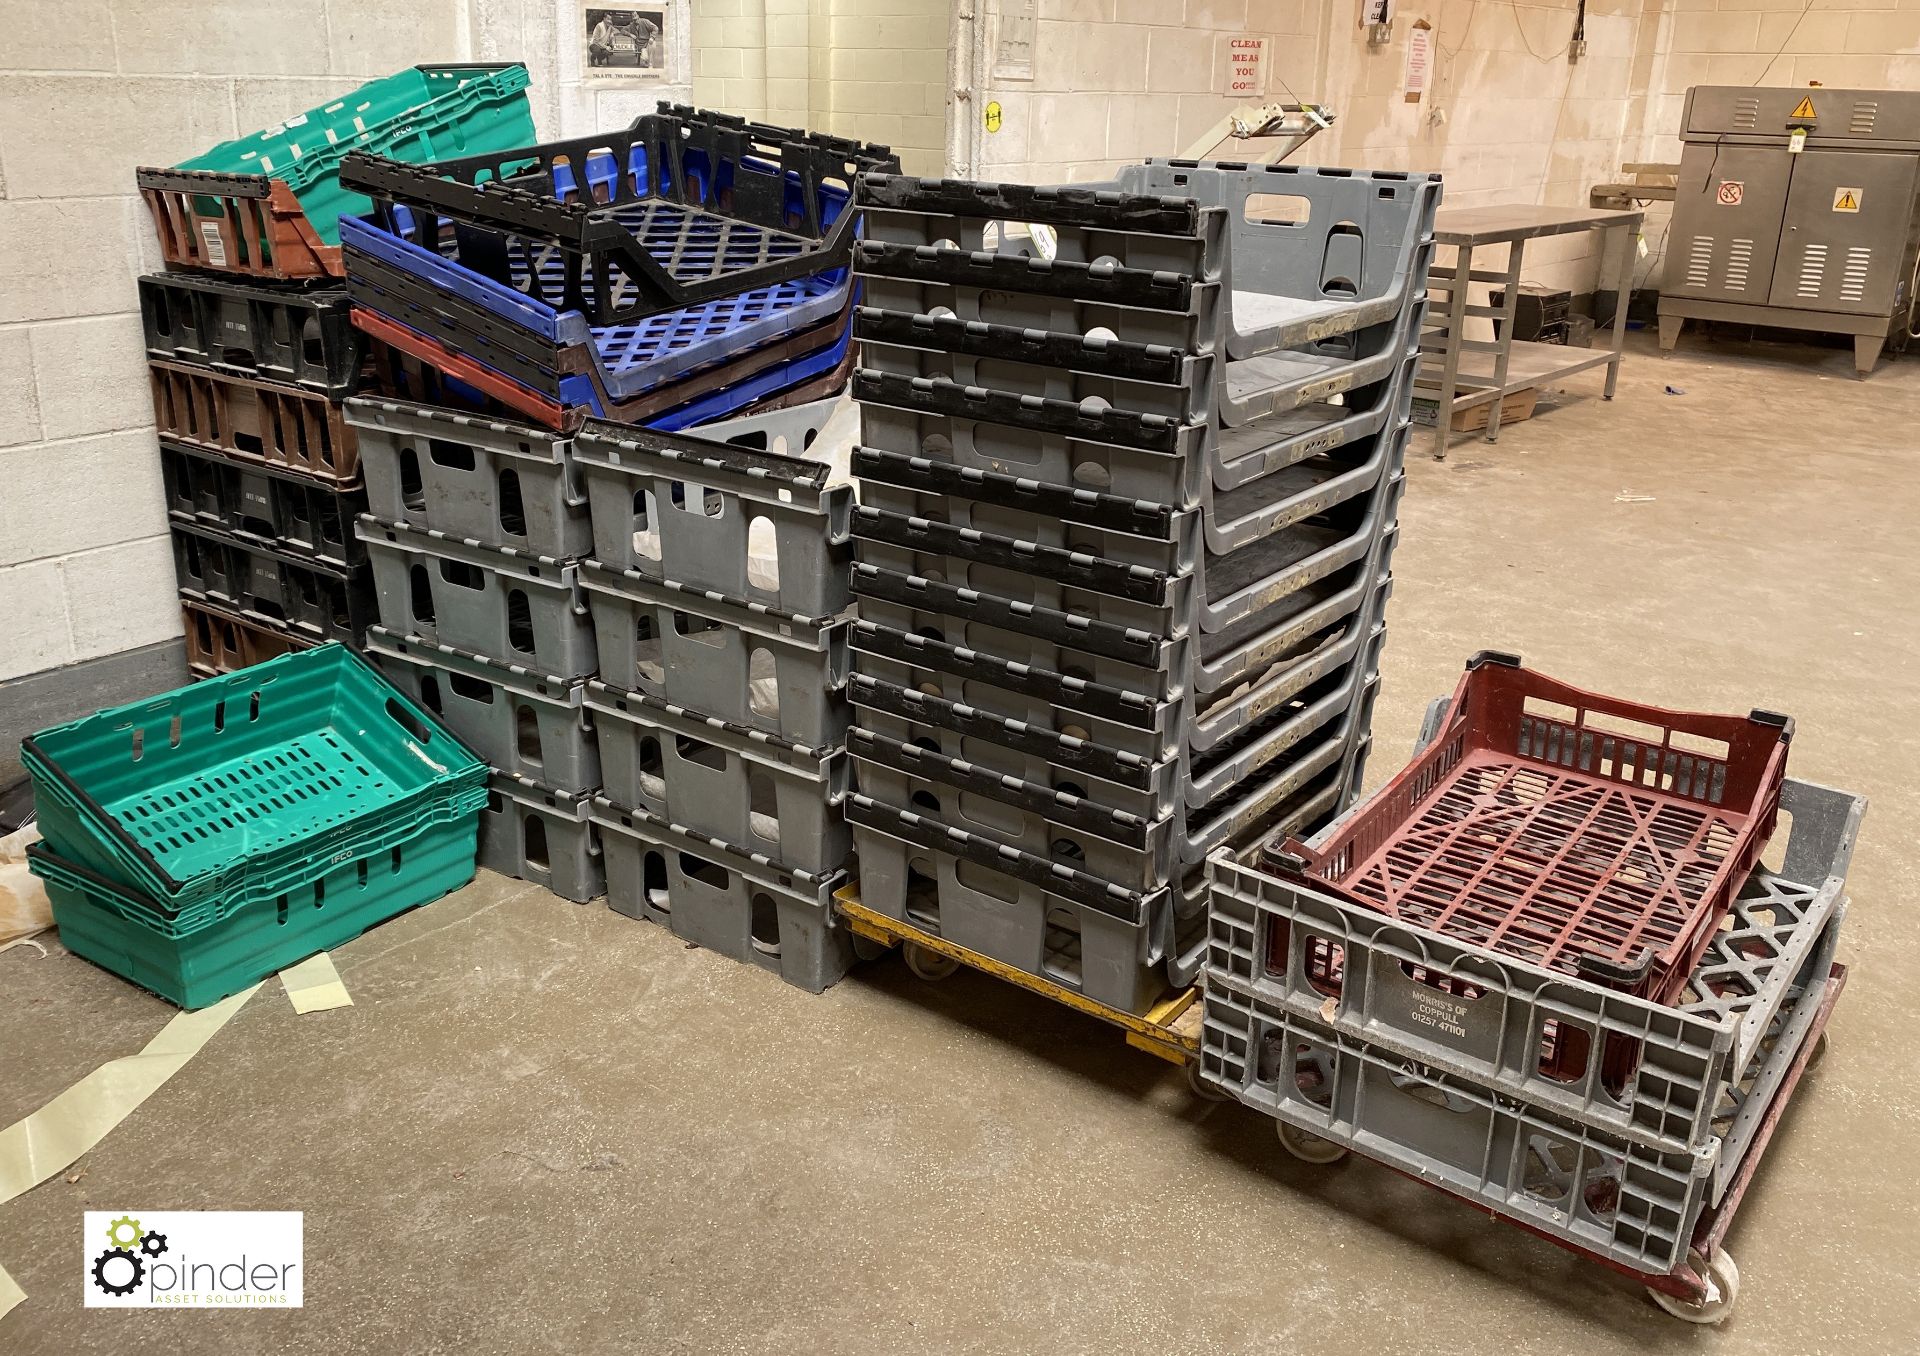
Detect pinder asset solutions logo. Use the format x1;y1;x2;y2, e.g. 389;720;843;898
84;1211;303;1307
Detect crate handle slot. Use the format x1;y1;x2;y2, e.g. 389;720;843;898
385;697;432;744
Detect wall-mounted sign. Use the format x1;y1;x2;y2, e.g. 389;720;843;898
1223;35;1268;97
992;0;1036;82
985;100;1003;134
1402;19;1432;103
581;2;687;84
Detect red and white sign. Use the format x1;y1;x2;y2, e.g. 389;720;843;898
1717;181;1744;206
1222;35;1268;97
1403;21;1432;103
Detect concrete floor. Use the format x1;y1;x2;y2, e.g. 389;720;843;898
3;330;1917;1353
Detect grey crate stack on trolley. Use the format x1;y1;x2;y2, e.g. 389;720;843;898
1195;654;1864;1320
570;400;860;991
348;398;610;904
841;161;1439;1015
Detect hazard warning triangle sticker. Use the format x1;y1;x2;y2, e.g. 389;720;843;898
1791;95;1817;120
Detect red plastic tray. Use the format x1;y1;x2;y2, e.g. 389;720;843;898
354;306;855;433
1281;651;1792;1000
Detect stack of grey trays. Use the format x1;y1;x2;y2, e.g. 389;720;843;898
841;160;1440;1014
570;400;858;992
353;396;859;995
349;396;608;906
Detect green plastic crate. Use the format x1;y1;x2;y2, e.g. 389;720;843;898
21;643;487;918
174;63;535;246
29;818;481;1009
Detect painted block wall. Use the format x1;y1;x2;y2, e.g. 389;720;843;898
692;0;950;175
0;0;472;685
976;0;1327;184
1311;0;1651;297
820;0;949;172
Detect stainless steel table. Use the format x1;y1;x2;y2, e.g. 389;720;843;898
1419;204;1645;458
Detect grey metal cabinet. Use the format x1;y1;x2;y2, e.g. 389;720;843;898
1770;150;1916;314
1671;144;1791;305
1659;86;1920;374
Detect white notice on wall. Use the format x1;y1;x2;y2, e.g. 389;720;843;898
992;0;1036;81
1403;20;1432;103
1222;35;1268;97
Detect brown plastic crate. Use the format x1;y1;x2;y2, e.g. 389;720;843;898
149;360;361;486
1274;651;1792;1003
182;600;314;679
137;170;339;281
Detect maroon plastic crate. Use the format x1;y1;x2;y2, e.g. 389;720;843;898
1273;651;1792;1002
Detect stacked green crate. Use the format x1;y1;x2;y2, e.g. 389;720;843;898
22;645;487;1007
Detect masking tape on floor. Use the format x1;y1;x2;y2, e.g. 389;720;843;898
0;983;261;1211
0;1260;23;1322
279;951;352;1014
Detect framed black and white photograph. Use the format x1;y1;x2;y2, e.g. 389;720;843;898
580;2;683;83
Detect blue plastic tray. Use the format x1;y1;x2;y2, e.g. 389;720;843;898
343;214;852;400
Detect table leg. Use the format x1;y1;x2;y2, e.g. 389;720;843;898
1431;241;1472;460
1604;222;1633;399
1484;239;1525;443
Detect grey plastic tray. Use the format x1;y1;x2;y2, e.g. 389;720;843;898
573;418;852;618
479;772;604;903
1117;160;1440;360
358;515;596;679
579;559;849;750
849;467;1399;678
854;292;1424;434
850;621;1378;817
857;333;1216;426
855;271;1224;356
855;181;1225;275
855;429;1398;604
851;728;1177;889
848;571;1385;766
851;450;1200;576
856;391;1207;508
1165;758;1363;987
586;679;849;878
846;792;1175;1016
851;659;1377;893
366;626;600;794
850;724;1373;1011
593;795;852;993
346;397;592;559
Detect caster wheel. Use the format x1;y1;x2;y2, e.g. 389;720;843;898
1275;1119;1348;1164
1186;1060;1230;1102
903;943;959;982
1650;1247;1740;1325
